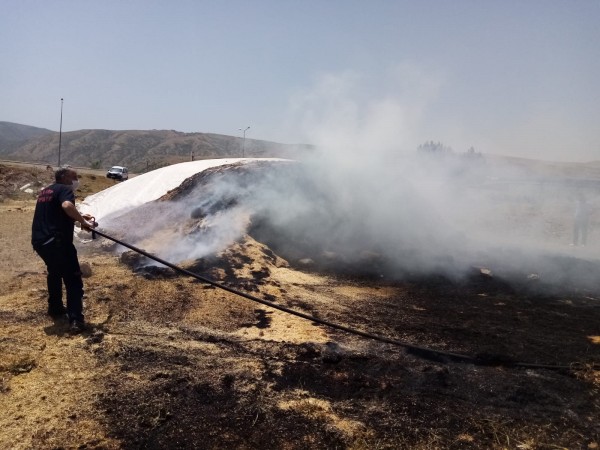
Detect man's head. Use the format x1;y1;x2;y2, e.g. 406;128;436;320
55;168;79;186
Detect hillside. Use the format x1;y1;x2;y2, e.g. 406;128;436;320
0;122;53;154
0;124;311;172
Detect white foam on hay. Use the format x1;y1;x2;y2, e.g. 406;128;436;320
80;158;287;222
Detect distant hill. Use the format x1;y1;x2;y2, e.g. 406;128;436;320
0;123;312;172
0;122;54;154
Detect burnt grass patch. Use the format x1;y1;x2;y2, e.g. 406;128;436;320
96;239;600;448
342;275;600;367
98;212;600;447
96;322;600;449
273;354;597;446
97;340;352;449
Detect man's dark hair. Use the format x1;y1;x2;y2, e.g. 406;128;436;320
55;168;70;183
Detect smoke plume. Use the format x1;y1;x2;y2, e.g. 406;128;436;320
98;69;599;292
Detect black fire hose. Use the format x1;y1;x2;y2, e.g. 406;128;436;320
91;228;598;372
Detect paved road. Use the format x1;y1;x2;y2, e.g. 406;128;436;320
0;159;135;177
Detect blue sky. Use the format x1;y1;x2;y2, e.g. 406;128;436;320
1;0;598;162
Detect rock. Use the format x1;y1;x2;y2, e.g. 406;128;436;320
322;341;344;364
86;331;104;344
296;342;322;359
120;250;148;268
80;262;93;278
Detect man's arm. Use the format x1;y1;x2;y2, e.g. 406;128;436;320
62;201;96;230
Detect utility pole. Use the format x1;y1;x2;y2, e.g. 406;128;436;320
239;126;250;158
58;98;64;167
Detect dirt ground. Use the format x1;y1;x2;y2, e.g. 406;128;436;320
0;163;599;449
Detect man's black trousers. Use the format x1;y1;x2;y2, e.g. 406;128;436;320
34;240;84;323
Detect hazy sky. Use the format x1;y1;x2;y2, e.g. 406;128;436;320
1;0;598;162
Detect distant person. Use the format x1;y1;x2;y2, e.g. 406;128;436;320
31;168;97;332
573;194;591;246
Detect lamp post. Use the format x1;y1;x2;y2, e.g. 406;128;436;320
239;126;250;158
58;98;64;167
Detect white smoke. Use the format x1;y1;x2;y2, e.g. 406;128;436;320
91;67;599;291
250;68;599;287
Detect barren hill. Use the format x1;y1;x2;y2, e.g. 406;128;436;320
0;122;53;154
1;124;311;172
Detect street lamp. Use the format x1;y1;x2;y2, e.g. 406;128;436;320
239;126;250;158
58;98;64;167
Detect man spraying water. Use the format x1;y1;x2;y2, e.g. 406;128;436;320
31;168;97;333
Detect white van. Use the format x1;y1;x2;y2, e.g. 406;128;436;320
106;166;129;181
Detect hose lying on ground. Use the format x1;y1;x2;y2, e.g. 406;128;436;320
91;228;599;372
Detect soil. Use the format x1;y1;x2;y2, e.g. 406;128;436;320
0;163;599;449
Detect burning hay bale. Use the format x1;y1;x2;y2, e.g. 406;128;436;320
80;158;600;293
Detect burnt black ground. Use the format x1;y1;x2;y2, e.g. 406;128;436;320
94;271;600;449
